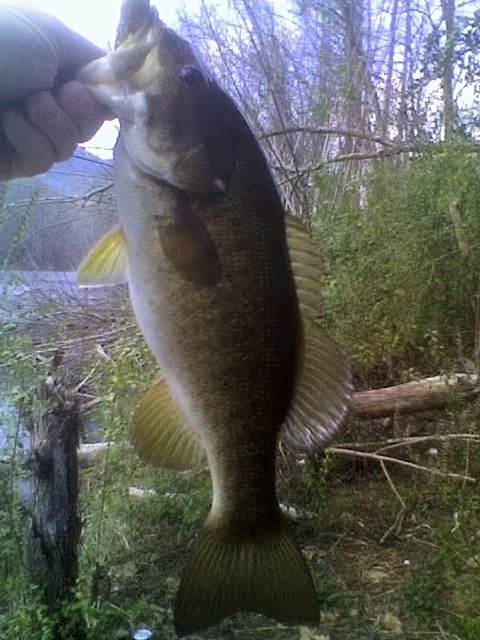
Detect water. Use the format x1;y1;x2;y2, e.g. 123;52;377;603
0;270;116;322
0;386;29;458
0;270;113;457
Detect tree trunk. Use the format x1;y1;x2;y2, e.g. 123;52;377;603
24;376;85;639
382;0;399;137
398;0;413;142
440;0;456;140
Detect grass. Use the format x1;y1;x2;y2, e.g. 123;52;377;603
296;437;480;639
64;414;479;640
2;389;480;639
1;288;479;639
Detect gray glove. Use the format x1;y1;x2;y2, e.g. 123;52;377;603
0;7;112;180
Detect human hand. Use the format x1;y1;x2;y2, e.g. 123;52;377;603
0;8;113;181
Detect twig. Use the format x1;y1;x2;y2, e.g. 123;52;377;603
4;182;113;208
327;447;476;483
79;397;102;411
335;433;480;452
260;125;397;147
75;366;97;392
34;324;137;350
272;145;416;177
374;433;480;455
379;458;407;543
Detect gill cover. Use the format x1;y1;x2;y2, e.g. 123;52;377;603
77;1;237;195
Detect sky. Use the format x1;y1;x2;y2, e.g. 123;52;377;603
0;0;202;156
0;0;186;47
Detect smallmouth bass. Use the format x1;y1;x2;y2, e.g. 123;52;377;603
77;0;352;635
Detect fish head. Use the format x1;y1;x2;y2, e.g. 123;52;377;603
78;0;236;194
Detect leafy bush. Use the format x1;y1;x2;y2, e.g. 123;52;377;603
314;145;480;382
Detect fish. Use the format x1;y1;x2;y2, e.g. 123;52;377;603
76;0;352;635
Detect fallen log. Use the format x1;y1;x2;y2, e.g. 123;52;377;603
351;373;479;418
75;375;479;463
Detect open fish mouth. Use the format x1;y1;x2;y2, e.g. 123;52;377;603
76;5;160;122
77;0;222;192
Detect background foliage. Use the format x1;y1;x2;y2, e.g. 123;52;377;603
315;146;480;381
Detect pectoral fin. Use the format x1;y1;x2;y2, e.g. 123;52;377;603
77;226;128;287
130;378;205;471
157;200;221;287
283;215;353;453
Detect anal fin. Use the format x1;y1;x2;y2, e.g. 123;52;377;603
130;378;205;471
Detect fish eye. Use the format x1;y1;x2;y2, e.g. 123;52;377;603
180;65;205;87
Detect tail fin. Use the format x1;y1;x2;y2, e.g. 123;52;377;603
174;516;319;636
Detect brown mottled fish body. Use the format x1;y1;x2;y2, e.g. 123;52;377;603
77;1;351;635
115;118;299;440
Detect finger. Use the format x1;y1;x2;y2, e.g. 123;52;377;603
24;90;79;162
0;9;105;101
57;80;114;142
0;132;15;181
2;108;56;178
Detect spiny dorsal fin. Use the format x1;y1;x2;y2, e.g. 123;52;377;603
130;378;205;471
284;215;353;453
174;514;319;635
77;226;128;287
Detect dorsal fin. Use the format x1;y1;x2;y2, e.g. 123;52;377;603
285;214;323;319
283;215;352;453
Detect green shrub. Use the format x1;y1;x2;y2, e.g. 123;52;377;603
314;145;480;381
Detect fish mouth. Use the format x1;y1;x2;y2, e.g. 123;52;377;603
76;2;161;123
77;0;214;191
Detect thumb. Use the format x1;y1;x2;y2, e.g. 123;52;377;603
0;8;104;101
33;11;105;71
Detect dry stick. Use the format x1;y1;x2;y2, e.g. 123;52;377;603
328;437;477;541
379;458;407;544
275;141;480;179
327;447;476;483
373;434;480;455
273;144;416;177
75;366;97;393
0;325;135;368
261;125;398;147
463;437;472;490
5;183;114;209
31;324;138;353
337;433;480;452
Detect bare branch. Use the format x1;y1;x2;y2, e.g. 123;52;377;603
261;126;397;147
327;447;476;483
